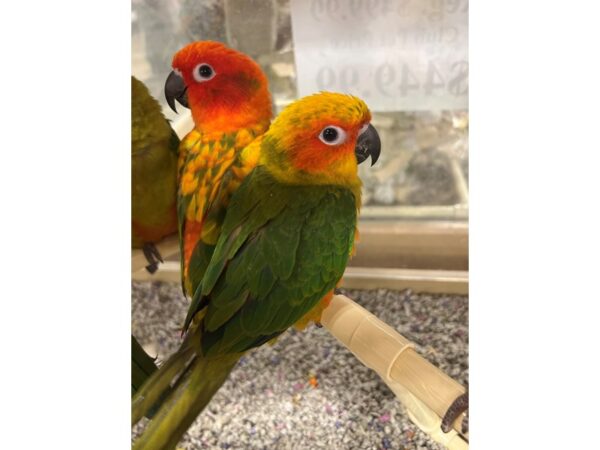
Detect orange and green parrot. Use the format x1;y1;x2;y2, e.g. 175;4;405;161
131;41;271;418
131;76;179;273
163;41;272;299
132;92;381;450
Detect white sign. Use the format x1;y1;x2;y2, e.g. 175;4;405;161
290;0;468;111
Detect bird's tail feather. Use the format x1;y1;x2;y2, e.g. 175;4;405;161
132;341;195;425
133;353;240;450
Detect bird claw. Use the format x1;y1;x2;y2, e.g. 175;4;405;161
143;243;164;274
441;392;469;435
145;262;159;274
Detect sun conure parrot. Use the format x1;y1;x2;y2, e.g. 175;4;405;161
131;76;180;399
132;75;179;273
163;41;273;299
131;42;272;423
131;92;381;450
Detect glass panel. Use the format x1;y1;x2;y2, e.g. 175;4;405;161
132;0;468;222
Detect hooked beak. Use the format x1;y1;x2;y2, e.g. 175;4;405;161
164;71;189;113
355;124;381;166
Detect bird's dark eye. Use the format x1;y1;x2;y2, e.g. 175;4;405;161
193;63;216;82
318;125;347;145
323;128;338;142
199;65;212;77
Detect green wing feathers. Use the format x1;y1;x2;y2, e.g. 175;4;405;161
189;166;357;356
133;166;358;448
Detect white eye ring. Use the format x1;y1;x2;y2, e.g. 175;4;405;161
318;125;347;146
192;63;216;82
358;123;370;136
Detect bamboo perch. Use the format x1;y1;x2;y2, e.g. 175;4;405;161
321;294;468;450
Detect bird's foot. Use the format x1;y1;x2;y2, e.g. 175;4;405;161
293;291;334;330
143;243;164;274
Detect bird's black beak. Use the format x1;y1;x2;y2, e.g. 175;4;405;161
164;71;189;113
355;124;381;166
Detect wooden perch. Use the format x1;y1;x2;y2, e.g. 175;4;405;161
321;294;468;450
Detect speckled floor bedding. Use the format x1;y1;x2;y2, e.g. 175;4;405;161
132;282;468;450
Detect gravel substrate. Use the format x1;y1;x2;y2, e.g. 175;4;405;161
132;282;468;450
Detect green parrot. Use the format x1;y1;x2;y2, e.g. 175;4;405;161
132;92;381;449
132;75;179;273
131;76;179;399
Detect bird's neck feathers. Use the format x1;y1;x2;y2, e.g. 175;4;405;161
258;134;363;208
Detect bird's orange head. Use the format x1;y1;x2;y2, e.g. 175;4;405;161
260;92;381;198
165;41;272;133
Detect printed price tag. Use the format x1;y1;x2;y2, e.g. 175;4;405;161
290;0;468;111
